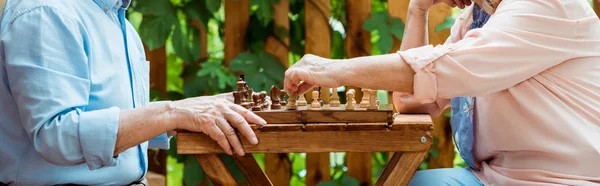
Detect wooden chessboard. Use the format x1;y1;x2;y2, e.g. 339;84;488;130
254;105;394;124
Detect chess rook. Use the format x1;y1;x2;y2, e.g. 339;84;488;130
360;89;370;108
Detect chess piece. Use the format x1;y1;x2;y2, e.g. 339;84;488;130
233;91;241;104
346;89;356;110
280;90;287;105
368;89;378;110
252;93;262;111
270;85;281;110
330;88;340;107
311;90;321;109
297;94;307;106
360;89;370;108
286;95;298;110
318;87;324;106
260;91;268;109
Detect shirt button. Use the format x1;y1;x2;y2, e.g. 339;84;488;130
104;7;109;11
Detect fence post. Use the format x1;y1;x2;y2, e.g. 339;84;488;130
345;0;372;185
145;45;167;186
224;0;250;66
595;0;600;18
304;0;332;185
264;0;293;185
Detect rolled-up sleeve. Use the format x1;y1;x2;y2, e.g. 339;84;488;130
398;0;578;102
2;7;119;170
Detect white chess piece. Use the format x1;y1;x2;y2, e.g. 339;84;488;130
297;94;307;106
360;89;369;108
368;89;378;110
346;89;356;110
330;87;340;107
287;95;298;110
311;90;321;109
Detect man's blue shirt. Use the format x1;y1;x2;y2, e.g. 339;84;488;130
0;0;169;185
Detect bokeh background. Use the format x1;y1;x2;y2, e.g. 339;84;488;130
125;0;598;185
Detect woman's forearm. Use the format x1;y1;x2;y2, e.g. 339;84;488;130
114;102;176;155
401;7;430;50
332;54;414;92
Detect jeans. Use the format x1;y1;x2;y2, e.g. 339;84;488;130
409;168;484;186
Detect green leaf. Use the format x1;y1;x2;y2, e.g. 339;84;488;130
255;0;275;26
183;1;213;29
290;153;306;174
361;16;379;31
331;30;346;59
183;75;210;97
377;29;393;53
230;53;261;73
139;15;176;50
183;157;205;186
134;0;175;16
172;23;202;63
275;26;289;40
340;174;360;186
166;53;184;93
390;18;405;40
435;16;456;32
206;0;222;13
317;181;338;186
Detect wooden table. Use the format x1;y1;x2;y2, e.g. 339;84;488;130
176;114;433;186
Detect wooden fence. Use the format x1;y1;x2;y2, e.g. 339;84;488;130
144;0;600;185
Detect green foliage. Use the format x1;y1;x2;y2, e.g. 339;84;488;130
230;52;286;91
362;11;405;53
435;16;456;32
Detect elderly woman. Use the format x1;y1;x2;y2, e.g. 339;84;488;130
284;0;600;185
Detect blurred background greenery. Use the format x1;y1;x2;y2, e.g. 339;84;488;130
125;0;596;185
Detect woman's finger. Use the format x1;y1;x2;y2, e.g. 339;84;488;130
296;82;315;96
215;117;245;156
205;121;233;155
222;106;259;145
454;0;465;8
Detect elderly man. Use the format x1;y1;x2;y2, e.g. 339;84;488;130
0;0;264;185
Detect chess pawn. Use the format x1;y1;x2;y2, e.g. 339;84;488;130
260;92;268;109
286;95;298;110
233;91;241;104
360;89;370;108
368;89;378;110
252;94;262;111
330;88;340;107
297;94;307;106
346;89;356;110
311;90;321;108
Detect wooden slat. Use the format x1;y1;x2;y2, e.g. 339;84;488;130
265;0;290;67
224;0;250;65
428;109;455;168
232;154;273;186
304;123;347;131
346;123;387;131
259;124;304;132
306;153;330;186
145;45;167;96
595;0;600;18
195;154;237;186
301;110;393;123
347;152;372;186
255;110;302;124
374;151;429;186
304;0;330;104
387;0;408;53
177;130;432;154
265;153;292;186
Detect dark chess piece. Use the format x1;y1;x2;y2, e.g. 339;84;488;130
270;85;281;110
233;91;241;104
280;90;287;105
260;91;268;109
252;93;262;111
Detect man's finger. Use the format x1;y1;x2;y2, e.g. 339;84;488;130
206;122;233;155
222;108;258;145
229;103;267;125
215;117;245;156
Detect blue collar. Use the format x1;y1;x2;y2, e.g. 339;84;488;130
93;0;130;10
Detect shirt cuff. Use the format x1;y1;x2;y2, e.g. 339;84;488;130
78;107;120;170
148;132;171;150
398;44;453;103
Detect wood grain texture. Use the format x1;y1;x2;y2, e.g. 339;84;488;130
304;123;347;131
304;0;330;103
194;154;237;186
347;152;372;186
306;153;330;186
145;45;167;96
259;124;304;132
264;0;289;67
301;110;393;123
428;109;455;168
345;123;388;131
265;153;292;186
254;110;302;124
177;130;432;154
374;151;429;186
595;0;600;18
232;154;273;186
224;0;249;65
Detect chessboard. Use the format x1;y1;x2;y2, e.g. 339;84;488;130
233;75;394;124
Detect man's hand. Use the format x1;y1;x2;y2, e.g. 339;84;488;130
169;97;267;156
284;54;341;96
410;0;472;12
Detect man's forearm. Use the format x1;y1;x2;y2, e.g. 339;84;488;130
114;102;175;155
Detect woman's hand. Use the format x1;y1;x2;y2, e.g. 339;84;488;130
410;0;472;12
169;97;266;156
284;54;341;96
